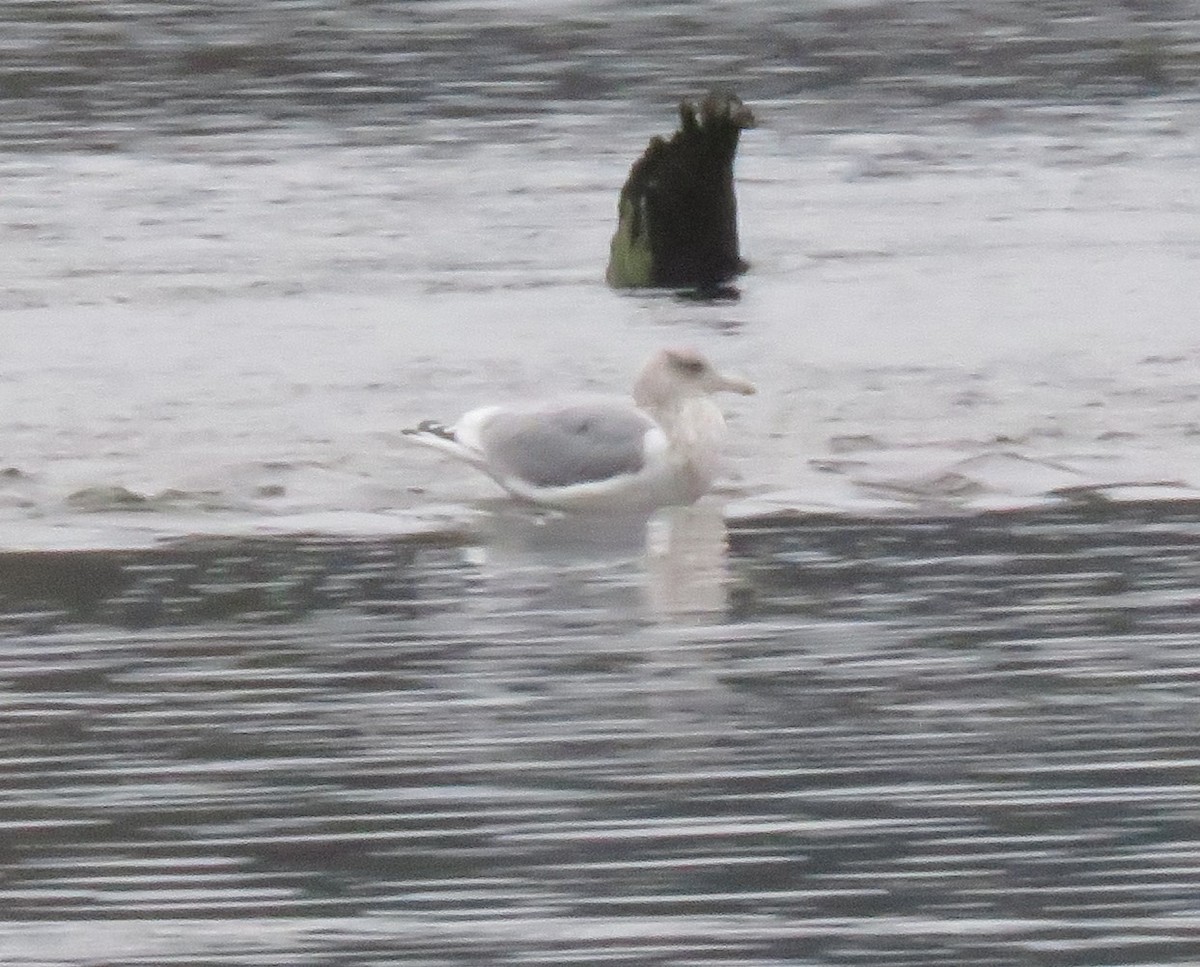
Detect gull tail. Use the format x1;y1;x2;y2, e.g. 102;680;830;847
402;419;456;442
401;418;488;469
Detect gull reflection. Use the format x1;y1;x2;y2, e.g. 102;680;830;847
460;502;731;626
642;503;730;624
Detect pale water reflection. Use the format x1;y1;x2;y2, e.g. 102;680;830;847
456;503;733;626
644;504;732;623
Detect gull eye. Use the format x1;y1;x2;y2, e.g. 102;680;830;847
670;353;706;376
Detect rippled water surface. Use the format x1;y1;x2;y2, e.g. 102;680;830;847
4;504;1200;964
3;1;1200;963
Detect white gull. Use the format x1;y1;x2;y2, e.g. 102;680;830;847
402;347;755;512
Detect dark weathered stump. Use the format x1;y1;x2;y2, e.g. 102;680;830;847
606;92;755;290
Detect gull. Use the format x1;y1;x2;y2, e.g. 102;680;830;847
402;347;754;512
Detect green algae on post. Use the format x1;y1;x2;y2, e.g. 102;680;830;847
606;92;755;290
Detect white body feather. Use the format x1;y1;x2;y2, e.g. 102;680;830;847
403;349;752;512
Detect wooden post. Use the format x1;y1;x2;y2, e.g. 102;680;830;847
607;92;755;291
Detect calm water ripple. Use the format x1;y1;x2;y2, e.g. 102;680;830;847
2;0;1199;151
2;506;1200;964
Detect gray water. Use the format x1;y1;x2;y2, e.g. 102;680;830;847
3;504;1200;964
2;0;1198;153
4;1;1200;963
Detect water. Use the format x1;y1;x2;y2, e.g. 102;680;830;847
3;1;1200;963
3;505;1200;963
3;3;1200;540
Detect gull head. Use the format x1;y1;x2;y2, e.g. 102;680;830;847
633;347;755;413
